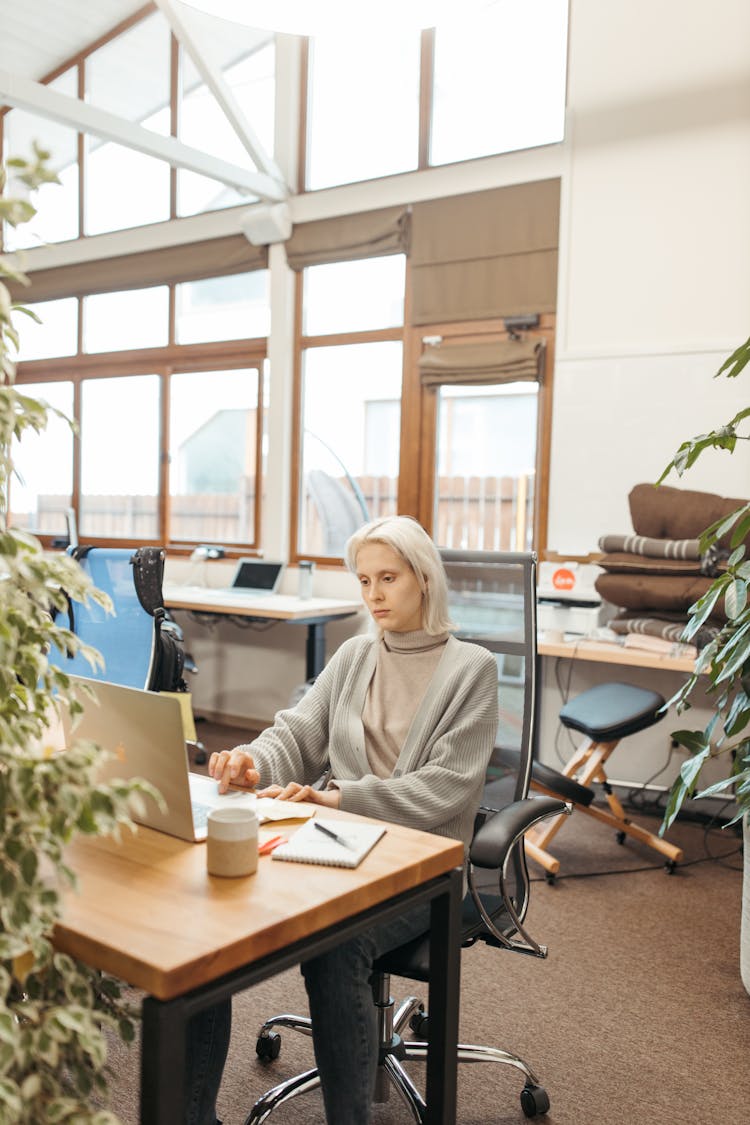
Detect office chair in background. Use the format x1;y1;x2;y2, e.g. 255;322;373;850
249;551;570;1122
48;546;205;763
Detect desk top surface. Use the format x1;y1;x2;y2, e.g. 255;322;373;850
538;637;696;673
163;584;362;621
55;808;463;1001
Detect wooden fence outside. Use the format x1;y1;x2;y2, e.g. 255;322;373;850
33;473;534;551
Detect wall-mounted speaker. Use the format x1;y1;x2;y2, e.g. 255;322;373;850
241;202;292;246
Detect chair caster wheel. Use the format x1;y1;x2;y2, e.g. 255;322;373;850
520;1082;550;1118
408;1008;430;1038
615;830;626;845
256;1031;281;1061
544;871;557;886
664;859;677;875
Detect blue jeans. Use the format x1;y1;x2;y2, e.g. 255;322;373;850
301;904;432;1125
185;905;431;1125
185;1000;232;1125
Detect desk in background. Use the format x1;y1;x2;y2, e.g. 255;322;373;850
537;636;697;674
55;809;463;1125
163;585;362;681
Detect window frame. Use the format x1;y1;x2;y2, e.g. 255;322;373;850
14;335;267;555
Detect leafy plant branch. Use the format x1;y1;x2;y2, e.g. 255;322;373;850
659;335;750;833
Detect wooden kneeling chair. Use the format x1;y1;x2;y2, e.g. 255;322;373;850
523;682;684;879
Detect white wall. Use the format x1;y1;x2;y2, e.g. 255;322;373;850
548;0;750;553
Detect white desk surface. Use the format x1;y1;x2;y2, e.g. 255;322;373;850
538;637;697;674
163;583;362;621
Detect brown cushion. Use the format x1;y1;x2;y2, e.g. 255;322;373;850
628;483;748;547
597;552;703;575
595;572;716;613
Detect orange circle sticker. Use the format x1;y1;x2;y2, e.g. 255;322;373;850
552;568;576;591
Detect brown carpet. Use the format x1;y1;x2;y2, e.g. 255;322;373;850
102;722;749;1125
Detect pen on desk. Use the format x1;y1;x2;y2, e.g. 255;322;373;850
314;820;355;851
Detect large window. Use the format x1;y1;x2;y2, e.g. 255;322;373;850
295;256;406;560
304;2;568;188
11;276;269;552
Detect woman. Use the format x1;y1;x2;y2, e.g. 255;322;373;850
192;516;498;1125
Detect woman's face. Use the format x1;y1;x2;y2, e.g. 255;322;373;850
355;541;424;633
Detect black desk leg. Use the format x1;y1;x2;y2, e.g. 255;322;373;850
305;622;326;681
424;867;462;1125
141;995;187;1125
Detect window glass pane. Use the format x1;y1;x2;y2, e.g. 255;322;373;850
300;342;402;557
431;0;568;165
85;143;170;235
82;288;169;353
3;71;79;250
84;14;171;234
175;272;270;343
15;299;78;362
177;34;275;217
303;257;405;335
307;30;419;189
433;384;537;550
80;375;160;539
10;381;74;535
169;369;260;545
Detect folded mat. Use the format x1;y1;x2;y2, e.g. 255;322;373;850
622;633;698;659
628;483;749;548
595;571;716;614
609;612;720;650
598;533;701;560
596;551;704;575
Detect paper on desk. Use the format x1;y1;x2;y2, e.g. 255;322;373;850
256;797;316;824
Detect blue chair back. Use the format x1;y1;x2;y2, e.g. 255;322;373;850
49;547;156;689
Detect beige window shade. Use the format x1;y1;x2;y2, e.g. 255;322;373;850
419;338;544;386
8;234;268;303
285;206;410;270
411;179;560;325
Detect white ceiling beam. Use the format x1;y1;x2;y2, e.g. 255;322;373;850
0;68;287;202
153;0;288;188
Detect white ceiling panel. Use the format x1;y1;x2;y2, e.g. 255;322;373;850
0;0;147;82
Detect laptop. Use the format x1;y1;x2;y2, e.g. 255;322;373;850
227;558;284;596
60;677;256;842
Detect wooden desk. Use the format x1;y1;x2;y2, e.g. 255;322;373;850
163;585;362;680
56;810;464;1124
538;637;697;674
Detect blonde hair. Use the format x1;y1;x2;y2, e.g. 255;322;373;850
345;515;454;636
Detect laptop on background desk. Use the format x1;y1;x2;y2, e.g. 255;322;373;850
226;558;284;597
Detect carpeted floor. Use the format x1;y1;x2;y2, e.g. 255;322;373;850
103;722;749;1125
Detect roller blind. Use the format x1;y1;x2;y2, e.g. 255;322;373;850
419;338;545;386
285;206;410;270
8;234;268;303
410;179;560;325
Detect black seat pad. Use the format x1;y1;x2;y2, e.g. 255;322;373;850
559;682;665;741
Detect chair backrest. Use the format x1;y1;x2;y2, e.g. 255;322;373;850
49;547;157;690
440;549;538;938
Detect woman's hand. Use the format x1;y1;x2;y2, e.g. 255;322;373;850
257;781;341;808
208;749;260;794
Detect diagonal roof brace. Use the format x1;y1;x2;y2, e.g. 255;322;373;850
0;68;288;202
153;0;288;188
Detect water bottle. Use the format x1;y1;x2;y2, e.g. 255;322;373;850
298;560;314;600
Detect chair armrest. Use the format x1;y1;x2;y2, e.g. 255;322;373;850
470;796;568;870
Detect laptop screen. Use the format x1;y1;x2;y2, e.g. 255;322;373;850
231;559;284;593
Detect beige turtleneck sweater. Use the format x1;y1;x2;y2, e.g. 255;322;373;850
362;628;449;779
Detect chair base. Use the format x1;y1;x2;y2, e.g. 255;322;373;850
247;989;550;1123
525;737;684;877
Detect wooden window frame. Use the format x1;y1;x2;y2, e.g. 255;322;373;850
15;338;267;556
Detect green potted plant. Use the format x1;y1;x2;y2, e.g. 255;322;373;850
657;333;750;992
0;149;151;1122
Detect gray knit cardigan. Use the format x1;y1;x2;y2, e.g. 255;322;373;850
237;634;499;851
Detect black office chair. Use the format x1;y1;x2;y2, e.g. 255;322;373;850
248;551;569;1122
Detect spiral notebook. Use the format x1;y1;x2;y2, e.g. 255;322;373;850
271;817;386;868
